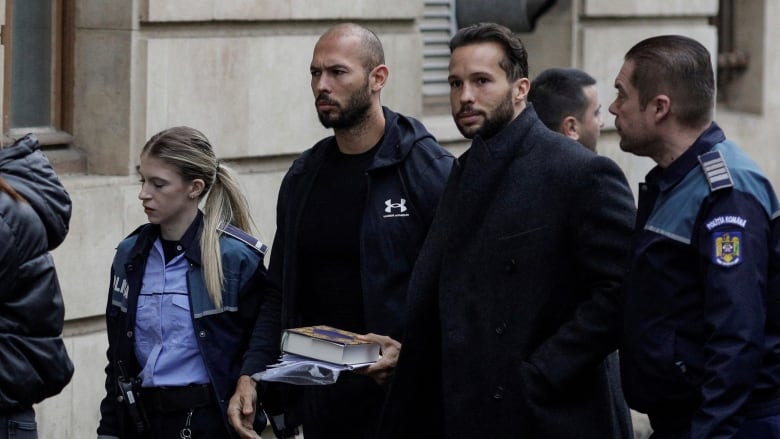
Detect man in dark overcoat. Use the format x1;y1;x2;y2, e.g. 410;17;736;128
377;23;636;438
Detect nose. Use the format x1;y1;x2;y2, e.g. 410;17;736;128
460;83;475;104
608;100;618;116
138;183;151;200
313;74;330;96
452;83;474;108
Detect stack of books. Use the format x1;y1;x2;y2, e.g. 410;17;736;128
252;325;381;385
280;325;381;365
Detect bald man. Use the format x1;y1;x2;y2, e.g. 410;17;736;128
228;23;454;439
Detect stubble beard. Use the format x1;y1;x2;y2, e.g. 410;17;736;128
456;89;516;140
317;79;373;130
618;128;657;157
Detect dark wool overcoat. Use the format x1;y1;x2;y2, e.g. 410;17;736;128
377;106;636;438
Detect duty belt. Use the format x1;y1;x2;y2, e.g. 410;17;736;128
141;384;215;413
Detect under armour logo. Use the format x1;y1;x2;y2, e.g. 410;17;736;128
385;198;407;213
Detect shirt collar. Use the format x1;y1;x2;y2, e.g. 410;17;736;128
648;122;725;192
179;210;203;263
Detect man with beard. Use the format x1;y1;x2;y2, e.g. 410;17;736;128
227;23;454;439
611;35;780;438
376;23;636;438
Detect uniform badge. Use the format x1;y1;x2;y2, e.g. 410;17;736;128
712;231;742;267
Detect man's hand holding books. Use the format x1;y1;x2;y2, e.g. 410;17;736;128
354;333;401;386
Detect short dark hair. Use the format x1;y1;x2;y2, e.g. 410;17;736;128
354;25;385;72
449;22;528;81
321;23;385;73
624;34;714;128
528;68;596;130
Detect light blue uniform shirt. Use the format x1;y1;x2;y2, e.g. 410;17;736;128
134;239;209;387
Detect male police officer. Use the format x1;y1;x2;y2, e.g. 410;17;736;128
611;34;780;438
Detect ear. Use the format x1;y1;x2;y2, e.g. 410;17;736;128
651;94;671;122
512;77;531;103
559;116;580;141
189;179;205;200
370;64;389;92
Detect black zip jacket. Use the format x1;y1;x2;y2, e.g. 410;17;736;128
241;108;454;381
242;107;453;437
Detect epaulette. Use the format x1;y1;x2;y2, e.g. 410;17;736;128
698;150;733;192
217;223;268;255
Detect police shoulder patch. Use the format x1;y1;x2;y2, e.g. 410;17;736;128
705;215;747;231
698;150;733;192
217;223;268;255
712;230;742;267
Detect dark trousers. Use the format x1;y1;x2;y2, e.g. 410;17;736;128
649;413;780;439
734;413;780;438
0;407;37;439
300;373;385;439
143;405;230;439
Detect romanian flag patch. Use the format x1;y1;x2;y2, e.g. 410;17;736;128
712;231;742;267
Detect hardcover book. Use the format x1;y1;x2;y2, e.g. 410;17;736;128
280;325;381;365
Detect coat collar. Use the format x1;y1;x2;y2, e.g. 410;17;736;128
646;122;725;193
441;106;544;246
290;106;435;176
127;211;204;266
459;105;540;166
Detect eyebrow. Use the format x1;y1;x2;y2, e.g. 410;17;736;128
448;71;494;81
614;78;628;90
311;62;350;71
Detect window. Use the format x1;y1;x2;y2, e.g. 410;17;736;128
3;0;74;146
420;0;457;114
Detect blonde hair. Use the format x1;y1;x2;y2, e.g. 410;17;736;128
0;176;26;202
141;126;256;308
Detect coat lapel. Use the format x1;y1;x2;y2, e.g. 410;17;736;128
437;109;536;250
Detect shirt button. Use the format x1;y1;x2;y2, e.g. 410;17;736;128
199;330;207;338
495;322;507;335
493;386;504;400
176;245;182;251
126;330;133;338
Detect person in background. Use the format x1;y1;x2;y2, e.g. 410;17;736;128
0;134;74;439
376;22;636;438
612;34;780;438
228;22;454;439
529;65;633;436
97;126;278;439
528;67;604;152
